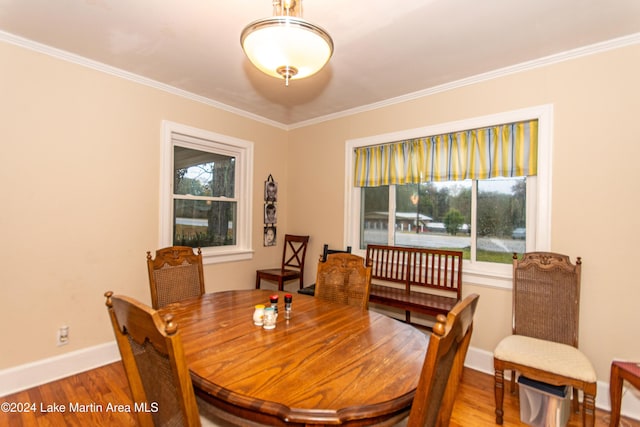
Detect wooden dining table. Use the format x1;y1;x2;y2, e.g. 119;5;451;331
158;289;429;426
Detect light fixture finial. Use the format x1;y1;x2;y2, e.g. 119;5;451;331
277;65;298;86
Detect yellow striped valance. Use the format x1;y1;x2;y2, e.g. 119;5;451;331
354;120;538;187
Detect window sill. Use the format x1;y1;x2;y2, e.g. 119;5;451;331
462;260;512;289
202;248;254;265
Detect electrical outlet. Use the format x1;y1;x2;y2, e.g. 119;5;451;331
57;325;69;346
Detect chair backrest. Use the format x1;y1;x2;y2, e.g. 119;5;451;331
281;234;310;271
320;243;352;262
147;246;205;309
407;293;480;427
512;252;582;347
315;253;372;310
104;291;201;427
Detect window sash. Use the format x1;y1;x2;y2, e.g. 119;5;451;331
161;121;253;264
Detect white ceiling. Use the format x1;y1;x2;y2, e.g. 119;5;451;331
1;0;639;128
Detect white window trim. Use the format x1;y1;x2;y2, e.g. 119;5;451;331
161;121;254;264
343;104;553;289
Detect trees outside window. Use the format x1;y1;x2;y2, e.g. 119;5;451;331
173;146;237;247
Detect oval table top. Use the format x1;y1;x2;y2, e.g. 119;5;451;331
159;289;428;426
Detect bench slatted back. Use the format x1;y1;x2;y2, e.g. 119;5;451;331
366;245;463;299
368;245;410;283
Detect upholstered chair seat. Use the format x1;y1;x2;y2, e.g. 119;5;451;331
495;335;596;383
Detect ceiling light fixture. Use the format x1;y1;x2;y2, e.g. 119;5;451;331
240;0;333;86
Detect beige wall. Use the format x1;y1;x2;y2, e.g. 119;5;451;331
0;41;288;369
2;37;639;387
288;44;640;382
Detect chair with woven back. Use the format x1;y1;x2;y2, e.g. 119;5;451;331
104;291;200;426
298;244;352;296
256;234;310;291
493;252;597;427
396;293;480;427
314;252;372;310
104;291;263;427
146;246;205;309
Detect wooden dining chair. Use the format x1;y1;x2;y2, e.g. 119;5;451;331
146;246;205;309
104;291;260;427
104;291;203;426
399;293;480;427
298;244;352;296
314;253;372;310
256;234;310;291
493;252;597;427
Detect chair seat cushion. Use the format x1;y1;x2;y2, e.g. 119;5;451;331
494;335;596;383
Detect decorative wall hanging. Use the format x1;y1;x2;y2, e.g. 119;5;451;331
264;225;277;247
264;174;278;246
264;203;277;224
264;174;278;202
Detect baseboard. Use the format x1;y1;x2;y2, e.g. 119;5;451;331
2;342;639;422
464;346;640;422
0;342;120;397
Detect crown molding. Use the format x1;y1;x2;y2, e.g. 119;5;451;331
290;32;640;129
1;29;639;131
0;30;288;131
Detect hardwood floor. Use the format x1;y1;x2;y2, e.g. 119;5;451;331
1;362;638;426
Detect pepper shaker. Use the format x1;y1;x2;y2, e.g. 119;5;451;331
284;294;292;320
270;294;279;314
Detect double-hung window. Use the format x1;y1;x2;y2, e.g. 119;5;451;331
161;121;253;264
345;105;552;288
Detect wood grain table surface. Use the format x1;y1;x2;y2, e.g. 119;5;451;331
158;289;429;426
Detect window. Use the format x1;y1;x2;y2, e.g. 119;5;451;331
161;121;253;264
362;177;528;264
346;105;552;288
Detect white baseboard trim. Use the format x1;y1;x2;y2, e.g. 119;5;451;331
464;346;640;422
2;342;639;422
0;342;120;397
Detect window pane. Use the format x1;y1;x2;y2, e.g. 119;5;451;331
174;146;235;198
361;186;389;248
174;200;236;247
477;177;526;263
395;182;471;257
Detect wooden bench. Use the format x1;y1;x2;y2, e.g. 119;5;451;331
365;244;463;325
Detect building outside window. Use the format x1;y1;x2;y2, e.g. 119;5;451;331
161;121;253;264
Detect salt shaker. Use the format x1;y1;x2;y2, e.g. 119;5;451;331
253;304;265;326
284;294;292;320
270;294;279;314
263;306;277;329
